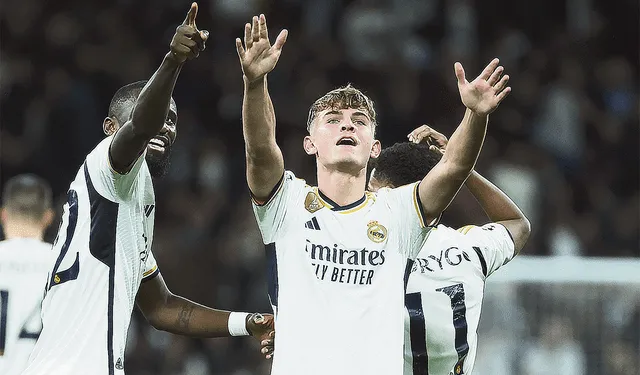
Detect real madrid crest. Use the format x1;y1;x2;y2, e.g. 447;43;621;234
367;220;387;243
305;191;324;213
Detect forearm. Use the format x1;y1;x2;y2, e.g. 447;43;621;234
153;294;232;337
441;109;487;175
465;171;524;222
242;76;284;199
131;53;183;138
465;171;531;252
243;76;277;155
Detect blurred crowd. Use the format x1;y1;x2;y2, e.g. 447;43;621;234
1;0;638;374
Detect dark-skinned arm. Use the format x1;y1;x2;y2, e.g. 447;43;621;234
110;3;206;173
136;274;274;339
464;171;531;253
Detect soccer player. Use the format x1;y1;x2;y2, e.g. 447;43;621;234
369;125;531;375
235;14;511;375
22;4;273;375
0;175;55;375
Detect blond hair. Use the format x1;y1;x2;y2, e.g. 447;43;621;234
306;84;377;134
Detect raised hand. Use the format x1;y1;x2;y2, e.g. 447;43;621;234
236;14;288;83
170;2;209;64
454;58;511;116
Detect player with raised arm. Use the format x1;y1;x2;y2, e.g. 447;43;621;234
235;14;511;375
22;4;272;375
368;125;531;375
0;175;55;375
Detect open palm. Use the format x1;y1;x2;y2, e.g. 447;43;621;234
455;58;511;116
236;14;288;83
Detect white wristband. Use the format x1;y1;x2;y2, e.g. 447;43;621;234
228;312;250;337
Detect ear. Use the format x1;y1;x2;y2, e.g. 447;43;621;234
103;117;118;136
303;135;317;156
42;208;55;229
370;139;381;158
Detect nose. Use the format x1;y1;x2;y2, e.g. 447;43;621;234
341;121;355;132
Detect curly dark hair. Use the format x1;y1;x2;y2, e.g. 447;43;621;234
371;142;443;187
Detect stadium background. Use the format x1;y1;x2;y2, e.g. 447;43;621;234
1;0;638;374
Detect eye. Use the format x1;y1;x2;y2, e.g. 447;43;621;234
327;118;340;124
354;120;366;126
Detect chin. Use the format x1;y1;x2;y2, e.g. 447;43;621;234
146;149;171;179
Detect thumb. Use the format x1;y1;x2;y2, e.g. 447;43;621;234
454;62;466;85
274;29;288;50
200;30;209;42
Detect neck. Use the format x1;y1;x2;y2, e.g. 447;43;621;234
3;221;44;241
316;163;366;206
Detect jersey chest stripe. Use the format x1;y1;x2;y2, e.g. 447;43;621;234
84;163;119;374
265;243;279;309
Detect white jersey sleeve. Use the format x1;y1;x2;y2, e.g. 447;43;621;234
251;171;307;244
84;135;147;203
141;250;160;282
381;182;434;258
458;223;515;277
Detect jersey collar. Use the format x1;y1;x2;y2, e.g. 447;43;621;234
316;188;367;213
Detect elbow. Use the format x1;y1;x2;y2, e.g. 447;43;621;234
143;294;175;332
441;158;474;183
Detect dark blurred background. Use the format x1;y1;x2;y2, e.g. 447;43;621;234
1;0;638;374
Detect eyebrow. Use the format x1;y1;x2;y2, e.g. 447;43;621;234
323;110;371;120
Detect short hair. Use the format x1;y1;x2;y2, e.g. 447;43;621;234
306;84;377;134
2;174;52;220
108;80;148;124
372;142;443;187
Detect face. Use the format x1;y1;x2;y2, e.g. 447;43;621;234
105;99;178;179
145;101;178;178
304;108;381;173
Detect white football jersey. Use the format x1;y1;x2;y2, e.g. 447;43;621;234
403;223;516;375
0;238;53;375
253;171;433;375
23;136;159;375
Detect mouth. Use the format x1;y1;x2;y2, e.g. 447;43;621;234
148;136;170;152
336;137;358;147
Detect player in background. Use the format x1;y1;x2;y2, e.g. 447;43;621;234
236;14;511;375
369;125;531;375
0;175;55;375
23;4;272;375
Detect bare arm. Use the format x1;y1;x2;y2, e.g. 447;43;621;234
110;4;207;173
418;59;511;224
464;171;531;253
136;274;274;339
236;15;288;201
243;77;285;200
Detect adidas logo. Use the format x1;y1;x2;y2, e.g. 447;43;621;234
115;357;124;370
305;217;321;230
144;204;155;218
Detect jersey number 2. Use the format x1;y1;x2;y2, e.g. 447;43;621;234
406;283;469;375
47;190;80;291
0;290;42;356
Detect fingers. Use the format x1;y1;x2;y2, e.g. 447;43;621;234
479;58;500;81
244;23;253;50
454;62;466;85
493;74;510;93
487;65;504;86
251;15;260;42
183;2;198;26
274;29;288;51
496;86;512;103
235;38;246;59
259;14;268;39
